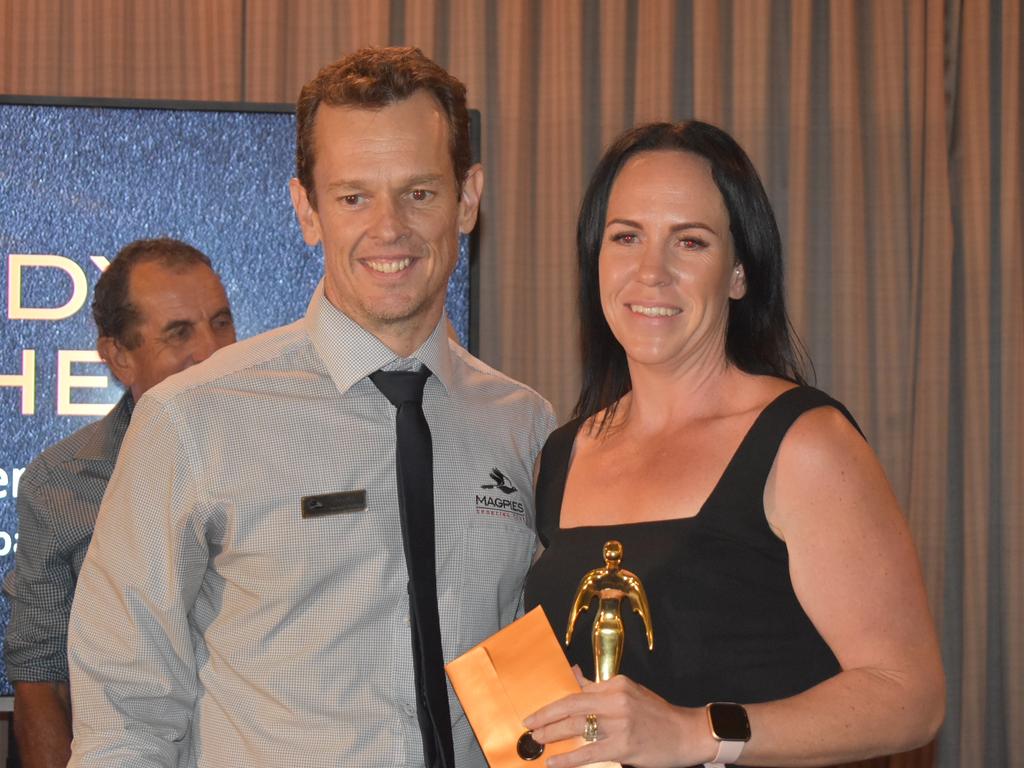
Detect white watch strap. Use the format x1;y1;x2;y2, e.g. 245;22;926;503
704;736;745;767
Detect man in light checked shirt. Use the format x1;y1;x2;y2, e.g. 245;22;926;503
66;47;555;767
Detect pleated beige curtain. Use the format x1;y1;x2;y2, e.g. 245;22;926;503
1;1;1020;765
945;3;1023;765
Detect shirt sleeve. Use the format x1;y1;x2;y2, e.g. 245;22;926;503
538;401;558;448
4;467;76;682
68;396;209;767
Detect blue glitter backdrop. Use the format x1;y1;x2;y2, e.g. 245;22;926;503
0;100;472;696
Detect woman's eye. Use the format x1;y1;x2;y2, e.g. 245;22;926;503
679;237;707;249
611;232;638;244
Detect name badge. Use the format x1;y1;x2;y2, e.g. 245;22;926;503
301;490;367;518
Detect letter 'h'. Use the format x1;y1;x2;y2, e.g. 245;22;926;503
370;366;454;768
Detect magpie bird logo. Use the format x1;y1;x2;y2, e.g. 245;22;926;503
481;468;517;495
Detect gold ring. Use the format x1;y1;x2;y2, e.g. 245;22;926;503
583;713;599;742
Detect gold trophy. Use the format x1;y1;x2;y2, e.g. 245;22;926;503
565;540;654;681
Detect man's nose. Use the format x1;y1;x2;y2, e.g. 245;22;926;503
189;325;221;364
367;197;409;242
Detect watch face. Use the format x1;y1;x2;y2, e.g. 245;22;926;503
708;702;751;741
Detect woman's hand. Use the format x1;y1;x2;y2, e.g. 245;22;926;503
523;672;713;768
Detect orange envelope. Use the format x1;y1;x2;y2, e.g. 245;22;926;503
446;606;586;766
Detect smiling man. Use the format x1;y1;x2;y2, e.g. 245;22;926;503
67;48;554;768
4;237;235;768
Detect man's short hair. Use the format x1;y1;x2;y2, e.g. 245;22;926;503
295;46;472;207
92;237;213;349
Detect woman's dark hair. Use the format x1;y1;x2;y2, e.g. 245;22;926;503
574;120;810;425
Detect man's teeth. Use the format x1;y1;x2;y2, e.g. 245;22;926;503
629;304;680;317
367;258;412;274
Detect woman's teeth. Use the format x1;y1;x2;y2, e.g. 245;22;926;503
629;304;680;317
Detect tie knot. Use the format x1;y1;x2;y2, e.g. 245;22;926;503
370;366;431;408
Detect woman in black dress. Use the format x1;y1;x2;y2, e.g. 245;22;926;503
522;121;944;767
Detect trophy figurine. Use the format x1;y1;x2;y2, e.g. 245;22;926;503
565;540;654;681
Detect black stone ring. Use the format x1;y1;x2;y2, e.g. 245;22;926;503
517;730;545;761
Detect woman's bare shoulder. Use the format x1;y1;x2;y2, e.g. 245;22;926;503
767;395;897;542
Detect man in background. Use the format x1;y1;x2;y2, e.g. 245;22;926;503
4;237;236;768
67;47;554;767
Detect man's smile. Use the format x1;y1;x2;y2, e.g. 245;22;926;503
365;257;413;274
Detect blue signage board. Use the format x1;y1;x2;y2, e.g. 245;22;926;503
0;97;473;695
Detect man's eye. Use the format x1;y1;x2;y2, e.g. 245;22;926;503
166;326;192;343
340;194;363;206
409;189;433;202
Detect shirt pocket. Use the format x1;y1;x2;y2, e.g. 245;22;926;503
454;515;536;652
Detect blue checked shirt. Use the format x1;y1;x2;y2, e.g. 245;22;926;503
4;392;132;683
67;284;556;768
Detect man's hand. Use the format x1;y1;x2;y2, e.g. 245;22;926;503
14;680;72;768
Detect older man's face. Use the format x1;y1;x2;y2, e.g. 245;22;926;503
290;90;482;355
105;261;236;400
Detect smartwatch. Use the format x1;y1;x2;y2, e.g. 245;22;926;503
703;702;751;767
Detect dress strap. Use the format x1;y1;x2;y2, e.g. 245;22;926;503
706;386;863;516
534;417;582;547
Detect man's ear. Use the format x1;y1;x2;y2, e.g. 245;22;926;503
98;336;136;390
457;164;484;235
289;177;323;246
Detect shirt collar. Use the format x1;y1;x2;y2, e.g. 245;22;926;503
76;390;134;462
303;280;455;396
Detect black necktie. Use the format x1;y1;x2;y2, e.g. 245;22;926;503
370;366;454;768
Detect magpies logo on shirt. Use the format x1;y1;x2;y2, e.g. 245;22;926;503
480;467;517;495
476;467;526;520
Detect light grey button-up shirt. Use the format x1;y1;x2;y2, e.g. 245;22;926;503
67;285;556;768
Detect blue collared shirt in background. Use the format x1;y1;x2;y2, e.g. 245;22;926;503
4;391;133;683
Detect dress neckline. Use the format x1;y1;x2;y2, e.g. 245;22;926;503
556;385;802;532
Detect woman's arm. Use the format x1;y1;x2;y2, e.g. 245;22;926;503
745;405;945;763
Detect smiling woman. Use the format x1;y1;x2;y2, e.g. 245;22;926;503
522;121;945;768
598;150;747;374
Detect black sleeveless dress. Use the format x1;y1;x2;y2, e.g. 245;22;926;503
524;387;859;708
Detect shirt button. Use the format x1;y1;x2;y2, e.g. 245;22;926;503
403;703;417;717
